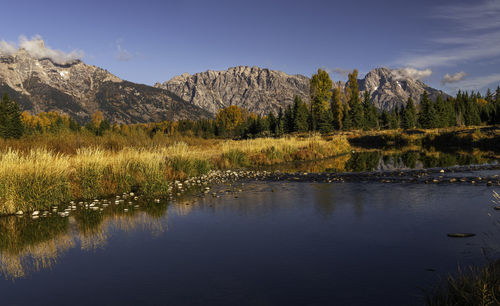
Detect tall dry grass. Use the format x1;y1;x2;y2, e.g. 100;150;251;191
0;135;350;215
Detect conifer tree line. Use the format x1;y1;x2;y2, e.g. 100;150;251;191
0;68;500;139
0;93;23;139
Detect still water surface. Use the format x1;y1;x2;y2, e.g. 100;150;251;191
0;178;499;305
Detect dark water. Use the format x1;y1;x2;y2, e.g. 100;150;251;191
1;179;500;305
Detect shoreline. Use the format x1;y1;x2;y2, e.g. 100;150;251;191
5;164;499;218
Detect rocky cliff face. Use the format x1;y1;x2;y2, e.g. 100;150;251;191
0;47;210;123
154;66;310;116
157;66;448;115
358;67;447;110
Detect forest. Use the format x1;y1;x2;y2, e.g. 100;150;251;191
0;69;499;141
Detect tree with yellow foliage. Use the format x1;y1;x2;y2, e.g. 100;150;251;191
216;105;243;132
310;69;333;132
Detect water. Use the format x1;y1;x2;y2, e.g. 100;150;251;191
262;148;500;173
1;179;499;305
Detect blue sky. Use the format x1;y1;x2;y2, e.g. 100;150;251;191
0;0;499;94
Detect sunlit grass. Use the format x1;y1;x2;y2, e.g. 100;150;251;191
0;135;350;214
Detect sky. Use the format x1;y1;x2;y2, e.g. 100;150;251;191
0;0;499;94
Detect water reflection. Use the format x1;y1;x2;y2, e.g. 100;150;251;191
0;179;498;305
0;200;168;279
262;148;499;173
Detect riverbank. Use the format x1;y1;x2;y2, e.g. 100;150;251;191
0;135;350;215
345;125;500;151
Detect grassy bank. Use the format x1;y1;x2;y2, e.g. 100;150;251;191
0;134;350;215
427;260;500;306
346;126;500;152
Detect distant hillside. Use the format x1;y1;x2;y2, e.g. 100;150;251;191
154;66;310;116
358;67;448;110
157;66;449;115
0;44;211;123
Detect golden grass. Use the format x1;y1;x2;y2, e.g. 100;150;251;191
0;135;350;215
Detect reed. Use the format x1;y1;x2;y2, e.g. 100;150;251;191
426;260;500;306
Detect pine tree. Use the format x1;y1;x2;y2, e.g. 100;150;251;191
401;97;417;129
0;93;24;139
347;70;363;129
388;110;399;129
380;110;390;130
292;96;309;132
276;108;285;136
284;105;294;133
317;110;333;133
463;92;481;126
362;91;378;130
267;112;277;135
342;107;352;130
418;91;437;129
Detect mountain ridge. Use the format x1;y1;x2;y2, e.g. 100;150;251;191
156;66;448;116
0;47;211;123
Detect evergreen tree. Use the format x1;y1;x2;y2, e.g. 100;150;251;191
276;108;285;136
380;110;390;130
0;93;24;139
418;91;438;129
401;97;417;129
284;105;294;133
347;70;363;129
292;96;309;132
268;112;277;135
463;92;481;126
362;91;378;130
342;107;353;130
68;117;81;131
388;110;399;129
350;101;364;129
317;110;333;133
98;119;111;136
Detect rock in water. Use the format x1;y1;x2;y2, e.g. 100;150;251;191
447;233;476;238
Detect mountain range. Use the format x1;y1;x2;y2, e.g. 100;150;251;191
0;42;448;123
0;44;210;123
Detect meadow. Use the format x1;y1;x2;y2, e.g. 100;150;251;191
0;131;350;215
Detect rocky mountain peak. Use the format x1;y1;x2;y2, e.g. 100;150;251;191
155;66;310;115
0;50;210;123
358;67;446;110
157;66;448;116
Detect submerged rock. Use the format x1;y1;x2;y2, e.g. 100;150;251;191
447;233;475;238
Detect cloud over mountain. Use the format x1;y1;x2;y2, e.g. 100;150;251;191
441;71;467;85
392;67;432;80
0;35;84;65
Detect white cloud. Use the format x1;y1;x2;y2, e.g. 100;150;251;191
115;44;132;61
18;35;83;65
446;73;500;91
396;0;500;68
441;71;467;85
0;40;16;55
392;67;432;80
332;68;351;77
433;0;500;31
0;35;84;65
